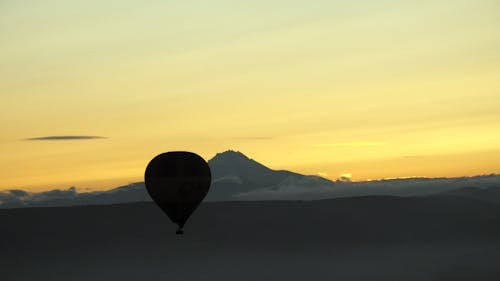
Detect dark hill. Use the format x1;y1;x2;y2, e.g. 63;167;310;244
433;186;500;204
2;196;500;281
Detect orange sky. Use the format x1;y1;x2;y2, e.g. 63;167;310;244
1;0;499;191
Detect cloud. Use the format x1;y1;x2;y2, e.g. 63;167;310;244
0;183;149;208
25;135;106;141
234;174;500;200
234;175;336;200
312;142;386;147
338;173;352;182
0;190;30;207
2;175;500;208
233;136;273;140
0;187;78;207
316;172;329;178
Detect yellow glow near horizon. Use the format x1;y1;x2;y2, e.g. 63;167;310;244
312;142;387;148
1;0;499;191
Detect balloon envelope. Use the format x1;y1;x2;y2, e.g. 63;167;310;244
144;151;211;234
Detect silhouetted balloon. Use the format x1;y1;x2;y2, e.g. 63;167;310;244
145;151;211;235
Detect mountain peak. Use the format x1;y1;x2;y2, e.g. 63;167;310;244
210;150;249;162
208;150;275;181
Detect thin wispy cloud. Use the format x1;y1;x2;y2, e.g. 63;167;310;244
312;142;386;147
234;136;273;140
25;136;106;141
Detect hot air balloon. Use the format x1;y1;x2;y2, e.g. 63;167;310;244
144;151;211;235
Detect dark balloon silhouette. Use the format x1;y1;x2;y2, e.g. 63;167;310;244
145;151;211;234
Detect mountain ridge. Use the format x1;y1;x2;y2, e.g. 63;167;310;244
1;150;499;208
206;150;326;200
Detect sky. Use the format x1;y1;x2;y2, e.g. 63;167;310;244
1;0;499;191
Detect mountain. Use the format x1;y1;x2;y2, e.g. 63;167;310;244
1;150;499;208
0;150;333;208
210;150;296;185
206;150;332;200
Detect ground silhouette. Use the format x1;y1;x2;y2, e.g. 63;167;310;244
2;195;500;281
